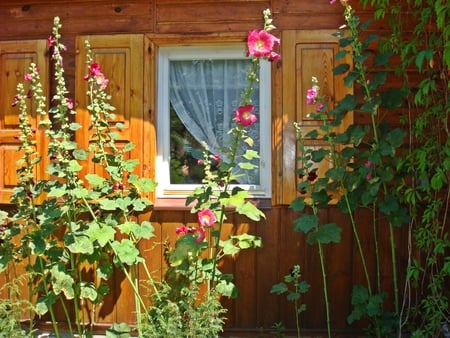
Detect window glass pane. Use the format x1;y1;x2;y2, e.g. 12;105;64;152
169;58;260;185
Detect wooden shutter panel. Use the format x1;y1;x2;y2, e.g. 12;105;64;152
273;30;353;205
0;40;48;204
75;34;145;181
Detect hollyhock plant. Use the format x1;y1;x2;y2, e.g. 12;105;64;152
170;9;274;304
234;104;257;127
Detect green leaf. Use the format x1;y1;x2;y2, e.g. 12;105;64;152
381;88;406;109
379;195;398;215
242;149;259;160
68;160;83;172
286;292;300;302
47;187;67;198
123;142;136;152
86;222;115;248
270;282;288;295
71;187;89;199
85;174;106;187
111;239;140;266
106;322;132;337
293;214;318;234
69;122;82;131
215;279;239;298
238;162;259;170
72;148;88;160
51;265;75;299
335;49;348;60
344;70;359;87
307;223;341;244
115;122;125;130
311;148;329;162
415;49;433;71
290;197;305;212
67;235;94;255
123;159;139;172
116;197;132;211
374;51;392;67
80;283;98;302
333;63;350;75
97;261;113;280
221;239;240;256
130;176;157;193
236;201;265;221
339;37;353;47
99;199;118;211
133;221;155;240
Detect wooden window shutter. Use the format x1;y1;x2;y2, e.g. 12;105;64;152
0;40;48;204
272;30;353;205
75;34;147;183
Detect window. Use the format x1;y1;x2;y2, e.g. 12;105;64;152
156;44;271;198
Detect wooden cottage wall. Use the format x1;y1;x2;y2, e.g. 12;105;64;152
0;0;412;335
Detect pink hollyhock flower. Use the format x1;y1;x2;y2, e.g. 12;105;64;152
364;161;373;168
197;159;204;166
211;154;220;162
306;86;319;105
24;73;33;81
316;103;324;112
197;208;216;227
66;98;74;110
95;73;109;90
247;29;280;58
235;104;257;127
268;51;281;62
195;226;206;243
330;0;337;3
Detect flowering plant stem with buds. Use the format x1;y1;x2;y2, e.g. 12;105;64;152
3;16;157;338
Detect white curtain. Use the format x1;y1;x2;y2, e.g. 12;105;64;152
169;59;260;184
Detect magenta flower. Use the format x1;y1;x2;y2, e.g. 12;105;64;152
11;95;21;107
89;62;101;76
195;226;206;243
24;73;33;81
330;0;337;3
47;35;56;48
235;104;257;127
197;208;216;227
66;98;74;110
197;159;204;166
176;225;197;235
268;51;281;62
211;154;220;162
306;86;319;105
247;29;280;59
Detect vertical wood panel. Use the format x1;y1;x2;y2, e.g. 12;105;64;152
0;39;48;203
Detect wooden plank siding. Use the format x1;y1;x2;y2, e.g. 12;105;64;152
0;0;416;336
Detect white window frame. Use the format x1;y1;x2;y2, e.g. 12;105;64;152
156;44;271;198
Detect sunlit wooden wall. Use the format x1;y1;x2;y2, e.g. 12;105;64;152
0;1;412;335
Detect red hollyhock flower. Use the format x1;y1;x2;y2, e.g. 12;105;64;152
197;208;216;227
47;35;56;48
235;104;257;127
89;62;101;76
247;29;280;58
